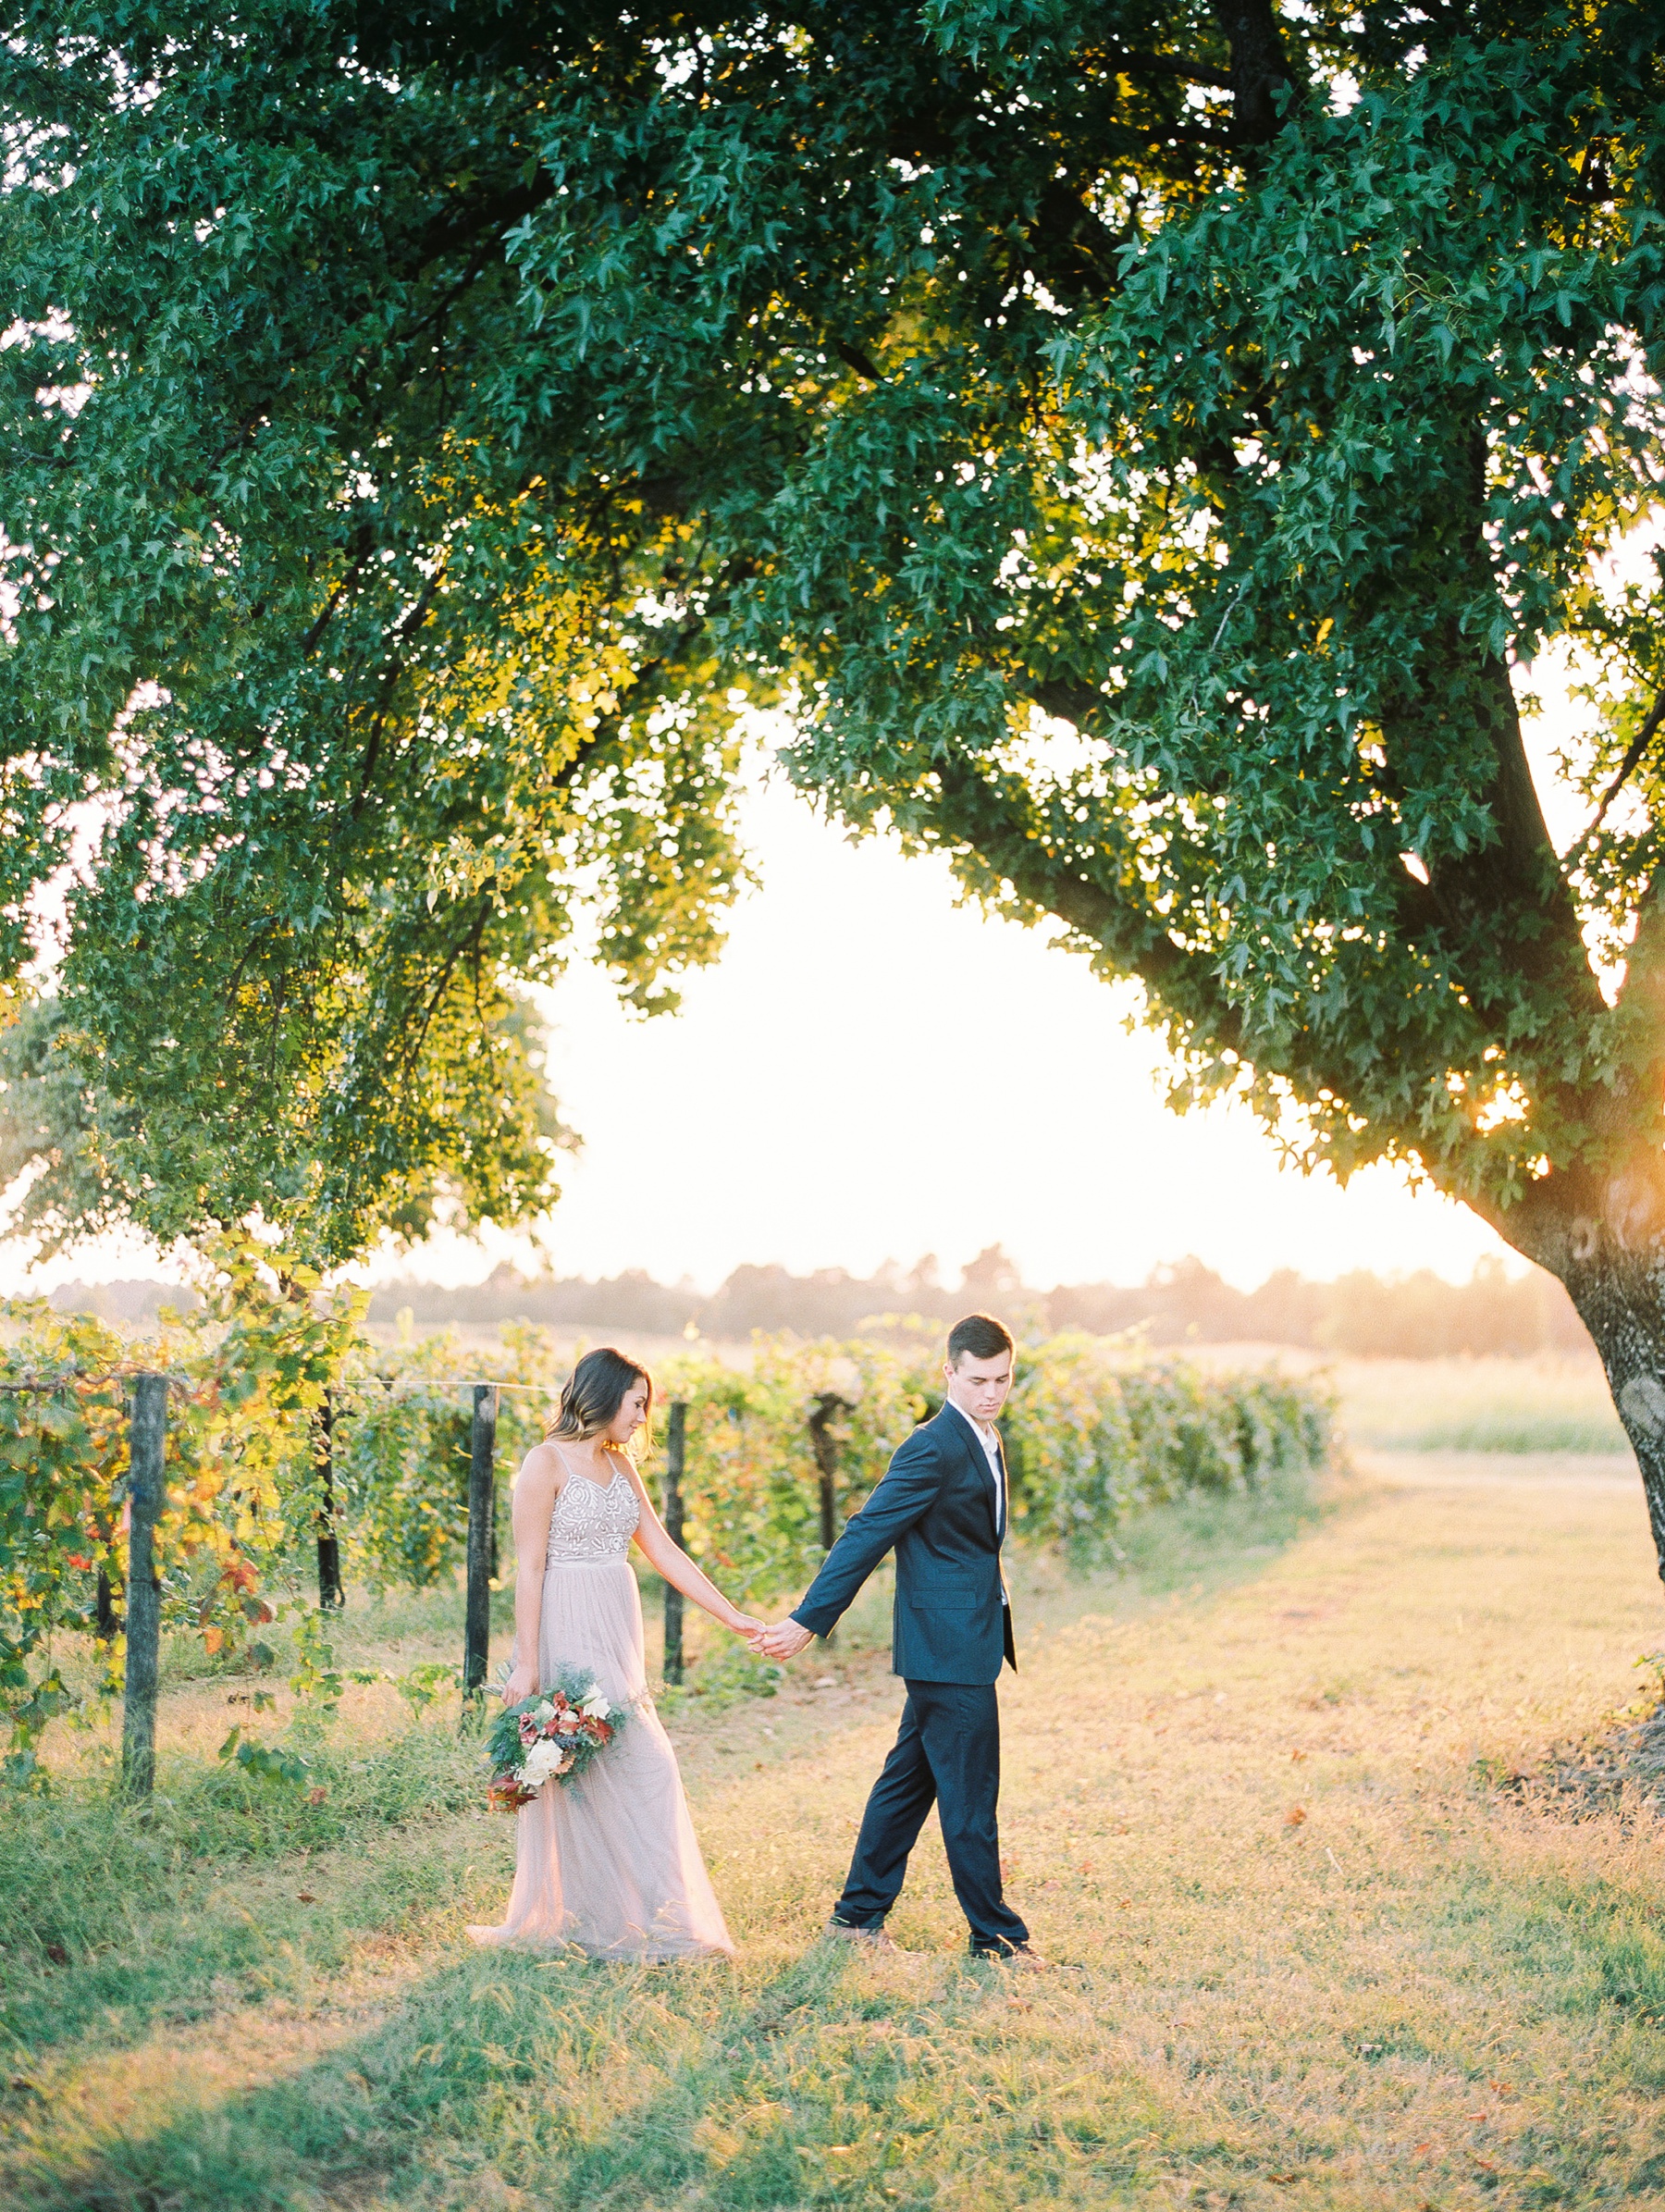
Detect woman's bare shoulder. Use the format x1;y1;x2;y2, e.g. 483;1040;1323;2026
515;1440;567;1493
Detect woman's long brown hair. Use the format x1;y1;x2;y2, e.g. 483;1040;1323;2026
545;1347;654;1452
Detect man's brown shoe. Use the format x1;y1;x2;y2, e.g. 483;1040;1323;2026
825;1919;901;1953
980;1941;1049;1971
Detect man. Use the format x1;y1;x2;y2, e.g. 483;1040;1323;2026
753;1313;1044;1967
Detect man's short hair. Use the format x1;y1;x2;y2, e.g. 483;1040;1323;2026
946;1312;1015;1366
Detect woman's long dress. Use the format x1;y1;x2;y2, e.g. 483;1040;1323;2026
466;1456;734;1960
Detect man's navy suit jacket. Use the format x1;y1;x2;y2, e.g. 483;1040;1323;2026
789;1406;1017;1684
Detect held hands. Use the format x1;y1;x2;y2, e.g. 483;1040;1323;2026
749;1618;816;1661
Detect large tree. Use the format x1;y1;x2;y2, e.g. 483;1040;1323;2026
6;5;1665;1548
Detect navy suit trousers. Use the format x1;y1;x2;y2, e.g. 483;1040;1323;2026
832;1679;1028;1952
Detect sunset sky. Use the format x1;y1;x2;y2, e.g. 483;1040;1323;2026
495;769;1511;1296
2;673;1601;1300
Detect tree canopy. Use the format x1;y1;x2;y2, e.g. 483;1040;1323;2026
4;2;756;1259
3;5;1663;1414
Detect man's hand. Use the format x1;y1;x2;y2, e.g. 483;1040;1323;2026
751;1617;816;1661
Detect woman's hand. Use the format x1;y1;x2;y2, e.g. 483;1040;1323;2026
726;1613;768;1639
500;1662;539;1705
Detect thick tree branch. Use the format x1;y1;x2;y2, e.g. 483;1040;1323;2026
1027;188;1127;297
1568;688;1665;858
1407;649;1604;1016
414;169;555;268
1108;49;1235;91
923;755;1243;1047
833;339;884;383
1029;677;1110;730
1208;0;1300;145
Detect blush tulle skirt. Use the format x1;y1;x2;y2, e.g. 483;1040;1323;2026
465;1558;734;1961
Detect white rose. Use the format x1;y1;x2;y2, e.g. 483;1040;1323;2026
520;1742;562;1788
581;1691;610;1719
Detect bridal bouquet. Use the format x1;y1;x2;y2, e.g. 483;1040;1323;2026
485;1665;631;1811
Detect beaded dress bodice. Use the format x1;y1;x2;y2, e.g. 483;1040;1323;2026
546;1463;640;1565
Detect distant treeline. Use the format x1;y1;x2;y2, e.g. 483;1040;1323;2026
331;1246;1591;1360
43;1247;1589;1358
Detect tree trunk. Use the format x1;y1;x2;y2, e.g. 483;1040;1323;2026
1499;1167;1665;1582
1557;1259;1665;1585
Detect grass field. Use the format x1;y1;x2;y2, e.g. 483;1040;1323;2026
7;1452;1665;2208
1329;1356;1630;1456
1179;1347;1630;1459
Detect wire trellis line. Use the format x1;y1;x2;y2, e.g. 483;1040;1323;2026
331;1376;558;1396
0;1370;560;1397
0;1367;191;1393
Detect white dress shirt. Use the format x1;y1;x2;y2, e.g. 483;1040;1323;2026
944;1396;1005;1537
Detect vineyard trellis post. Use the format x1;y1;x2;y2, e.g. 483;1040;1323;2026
662;1401;686;1686
808;1392;851;1553
314;1389;344;1612
121;1372;166;1798
807;1392;851;1647
463;1383;499;1700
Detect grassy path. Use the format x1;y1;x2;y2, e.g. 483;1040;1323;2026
6;1463;1665;2210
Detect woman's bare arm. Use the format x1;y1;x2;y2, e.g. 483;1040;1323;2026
501;1444;563;1701
621;1456;762;1635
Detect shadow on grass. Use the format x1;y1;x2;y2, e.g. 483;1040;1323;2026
3;1938;1007;2212
0;1726;485;2062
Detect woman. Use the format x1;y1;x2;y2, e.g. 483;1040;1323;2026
467;1348;759;1959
